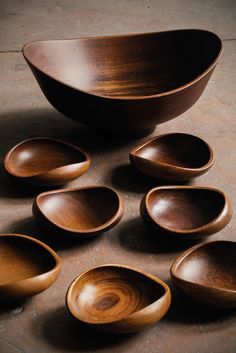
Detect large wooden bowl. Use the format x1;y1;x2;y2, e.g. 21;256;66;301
33;186;124;238
66;264;171;333
4;138;90;186
140;186;232;239
23;29;222;135
0;234;61;301
171;241;236;307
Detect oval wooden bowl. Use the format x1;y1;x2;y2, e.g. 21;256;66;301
171;240;236;307
23;29;222;135
0;234;61;301
4;137;91;186
33;186;124;238
66;264;171;333
130;133;214;181
140;186;232;239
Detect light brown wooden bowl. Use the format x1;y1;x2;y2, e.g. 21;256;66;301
0;234;61;301
23;29;222;135
171;240;236;307
66;264;171;333
33;186;124;238
130;133;214;181
140;186;232;239
4;137;91;186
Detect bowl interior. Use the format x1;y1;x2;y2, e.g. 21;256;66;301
24;30;221;98
6;139;86;177
147;188;225;231
135;134;211;168
175;242;236;291
68;266;165;324
38;188;120;231
0;236;56;285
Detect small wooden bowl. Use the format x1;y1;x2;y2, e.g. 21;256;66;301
23;29;222;135
4;137;91;186
140;186;232;239
33;186;124;238
130;133;214;181
171;240;236;307
66;264;171;333
0;234;61;301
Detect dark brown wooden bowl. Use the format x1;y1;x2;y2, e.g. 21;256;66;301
171;241;236;307
33;186;124;238
0;234;61;301
66;264;171;333
23;29;222;135
4;137;91;186
130;133;214;181
140;186;232;239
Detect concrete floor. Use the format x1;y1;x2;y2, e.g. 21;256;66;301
0;1;236;352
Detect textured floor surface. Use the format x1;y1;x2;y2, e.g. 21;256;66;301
0;1;236;352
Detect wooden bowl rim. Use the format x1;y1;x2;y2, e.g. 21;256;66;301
66;263;171;324
22;29;222;100
35;185;124;234
170;240;236;294
4;137;91;179
144;185;230;234
130;132;214;171
0;233;61;288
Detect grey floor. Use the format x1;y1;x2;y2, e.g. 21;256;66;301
0;1;236;353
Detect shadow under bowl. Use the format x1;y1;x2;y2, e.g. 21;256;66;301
0;234;61;301
130;133;214;181
33;186;124;238
22;29;222;135
66;264;171;333
140;186;232;239
171;240;236;307
4;137;90;186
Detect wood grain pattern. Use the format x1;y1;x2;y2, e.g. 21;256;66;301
140;186;232;239
66;264;171;333
0;234;61;301
4;137;90;186
171;240;236;307
130;133;214;181
22;29;222;135
33;186;124;238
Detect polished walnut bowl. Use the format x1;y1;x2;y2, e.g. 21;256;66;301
33;186;124;238
4;137;90;186
66;264;171;333
171;241;236;307
0;234;60;301
140;186;232;239
23;29;222;135
130;133;214;181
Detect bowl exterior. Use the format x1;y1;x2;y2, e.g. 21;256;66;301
0;267;60;302
5;161;90;186
25;59;216;134
130;153;212;181
171;273;236;308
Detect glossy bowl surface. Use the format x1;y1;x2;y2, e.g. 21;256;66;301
33;186;124;237
0;234;61;301
130;133;214;180
171;240;236;307
140;186;232;239
4;137;90;186
23;29;222;135
66;264;171;333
